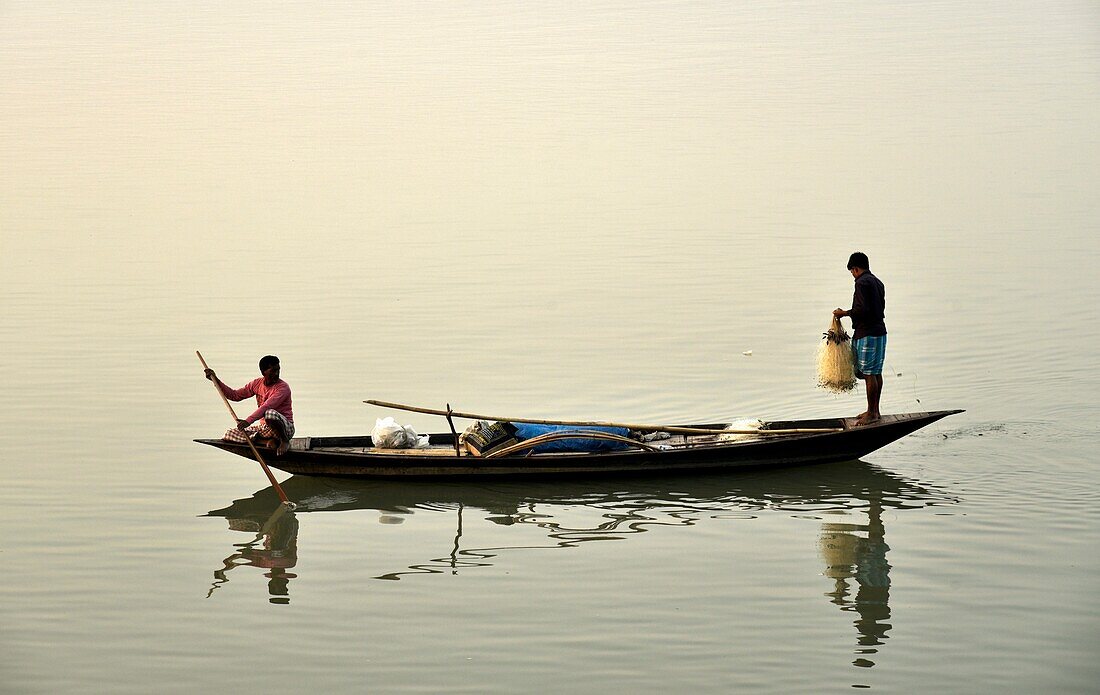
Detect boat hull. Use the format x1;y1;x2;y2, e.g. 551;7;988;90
195;410;962;479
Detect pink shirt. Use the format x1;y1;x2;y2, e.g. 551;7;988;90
219;377;293;425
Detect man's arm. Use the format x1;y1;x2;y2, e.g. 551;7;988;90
834;282;870;320
204;370;255;403
847;281;873;323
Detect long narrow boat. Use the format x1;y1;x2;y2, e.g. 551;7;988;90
195;410;963;479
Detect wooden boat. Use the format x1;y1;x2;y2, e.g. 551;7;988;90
195;409;963;479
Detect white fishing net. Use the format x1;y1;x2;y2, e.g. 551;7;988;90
817;316;857;393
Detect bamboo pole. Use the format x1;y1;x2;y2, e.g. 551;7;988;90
363;399;840;435
444;403;462;457
198;351;295;509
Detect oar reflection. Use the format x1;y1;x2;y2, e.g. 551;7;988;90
206;504;299;604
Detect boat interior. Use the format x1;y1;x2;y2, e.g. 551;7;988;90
285;416;855;456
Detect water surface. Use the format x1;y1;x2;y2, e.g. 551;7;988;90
2;2;1098;692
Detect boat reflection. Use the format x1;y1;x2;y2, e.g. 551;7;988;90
203;460;957;665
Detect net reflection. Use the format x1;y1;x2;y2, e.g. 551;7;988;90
819;499;892;668
204;460;957;664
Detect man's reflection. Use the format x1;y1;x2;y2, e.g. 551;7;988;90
208;508;299;604
819;498;890;668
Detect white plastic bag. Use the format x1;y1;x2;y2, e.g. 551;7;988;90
371;417;430;449
718;418;765;441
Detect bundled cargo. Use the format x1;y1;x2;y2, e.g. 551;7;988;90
512;423;632;453
461;420;519;457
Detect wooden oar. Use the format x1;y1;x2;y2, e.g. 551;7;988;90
364;399;840;435
197;351;294;509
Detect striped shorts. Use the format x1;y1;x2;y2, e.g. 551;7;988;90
223;410;295;444
853;335;887;377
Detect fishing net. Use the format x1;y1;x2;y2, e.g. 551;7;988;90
817;316;857;393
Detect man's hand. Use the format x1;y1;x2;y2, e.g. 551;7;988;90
204;368;216;381
833;308;848;318
236;419;248;431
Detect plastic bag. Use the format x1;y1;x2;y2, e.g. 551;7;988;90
817;316;857;393
718;418;765;441
371;417;430;449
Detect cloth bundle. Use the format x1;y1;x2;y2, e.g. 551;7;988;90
460;420;519;457
817;316;857;393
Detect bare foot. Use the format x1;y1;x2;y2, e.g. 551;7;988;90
855;414;881;426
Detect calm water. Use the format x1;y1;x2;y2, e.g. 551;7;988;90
2;2;1099;693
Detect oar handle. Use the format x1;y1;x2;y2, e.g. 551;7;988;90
197;351;294;508
197;352;244;424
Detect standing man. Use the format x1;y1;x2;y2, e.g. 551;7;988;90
833;252;886;425
205;355;295;455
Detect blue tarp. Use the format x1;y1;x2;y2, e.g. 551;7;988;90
512;423;631;453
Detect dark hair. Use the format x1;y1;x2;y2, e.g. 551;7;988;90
259;355;280;371
847;252;869;270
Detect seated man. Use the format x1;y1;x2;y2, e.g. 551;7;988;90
205;355;295;455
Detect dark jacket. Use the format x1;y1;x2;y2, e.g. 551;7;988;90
850;271;886;339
